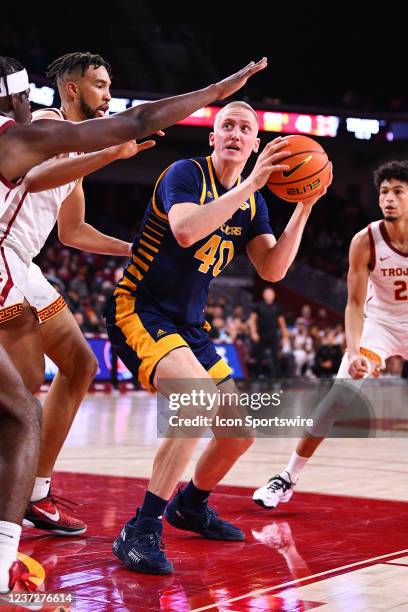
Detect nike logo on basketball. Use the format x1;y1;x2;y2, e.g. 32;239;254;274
380;256;390;261
283;155;313;177
32;505;60;521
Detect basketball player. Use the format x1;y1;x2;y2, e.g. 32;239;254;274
2;53;164;538
253;160;408;509
0;54;266;593
106;101;332;574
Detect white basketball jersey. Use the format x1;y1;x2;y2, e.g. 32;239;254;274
0;116;23;202
0;110;78;264
365;220;408;324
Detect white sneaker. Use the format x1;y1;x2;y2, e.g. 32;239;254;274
252;472;295;509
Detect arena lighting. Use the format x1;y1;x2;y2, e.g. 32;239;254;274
31;79;404;140
177;108;340;137
262;111;339;137
346;117;380;140
28;80;340;136
108;97;130;113
29;82;55;106
129;104;342;137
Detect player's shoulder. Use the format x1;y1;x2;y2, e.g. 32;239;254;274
351;226;370;248
349;226;371;266
162;158;205;182
32;108;64;121
171;157;204;172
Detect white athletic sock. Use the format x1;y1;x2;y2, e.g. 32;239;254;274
30;477;51;502
0;521;21;593
282;451;309;483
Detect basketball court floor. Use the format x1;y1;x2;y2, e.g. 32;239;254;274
15;390;408;611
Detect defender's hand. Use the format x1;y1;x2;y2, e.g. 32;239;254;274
215;57;268;99
109;139;157;160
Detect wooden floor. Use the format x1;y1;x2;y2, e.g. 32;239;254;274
16;390;408;611
55;390;408;502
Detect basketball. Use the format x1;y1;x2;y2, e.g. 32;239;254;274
267;135;330;202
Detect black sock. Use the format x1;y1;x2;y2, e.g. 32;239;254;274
180;480;212;513
139;491;168;522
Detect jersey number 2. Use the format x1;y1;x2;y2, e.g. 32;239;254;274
394;280;408;301
194;235;234;277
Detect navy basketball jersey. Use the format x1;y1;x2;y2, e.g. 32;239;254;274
114;156;274;325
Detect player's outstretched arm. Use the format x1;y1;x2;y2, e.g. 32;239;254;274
1;58;268;181
24;139;154;193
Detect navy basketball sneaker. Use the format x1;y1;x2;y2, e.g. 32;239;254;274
112;510;173;575
165;488;245;541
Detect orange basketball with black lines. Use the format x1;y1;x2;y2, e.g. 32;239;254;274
267;135;330;202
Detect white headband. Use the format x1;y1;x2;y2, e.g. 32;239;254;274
0;69;30;97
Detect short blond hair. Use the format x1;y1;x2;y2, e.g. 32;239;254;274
214;101;259;131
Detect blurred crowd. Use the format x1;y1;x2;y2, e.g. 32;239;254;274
206;287;406;379
39;242;406;379
37;242;122;334
206;287;346;379
276;184;370;279
37;244;343;377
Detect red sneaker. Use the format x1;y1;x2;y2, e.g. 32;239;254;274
23;493;87;536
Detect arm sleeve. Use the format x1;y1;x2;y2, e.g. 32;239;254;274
156;159;203;214
245;191;274;244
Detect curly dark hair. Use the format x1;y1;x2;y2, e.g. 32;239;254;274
373;160;408;190
46;52;112;83
0;56;25;97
